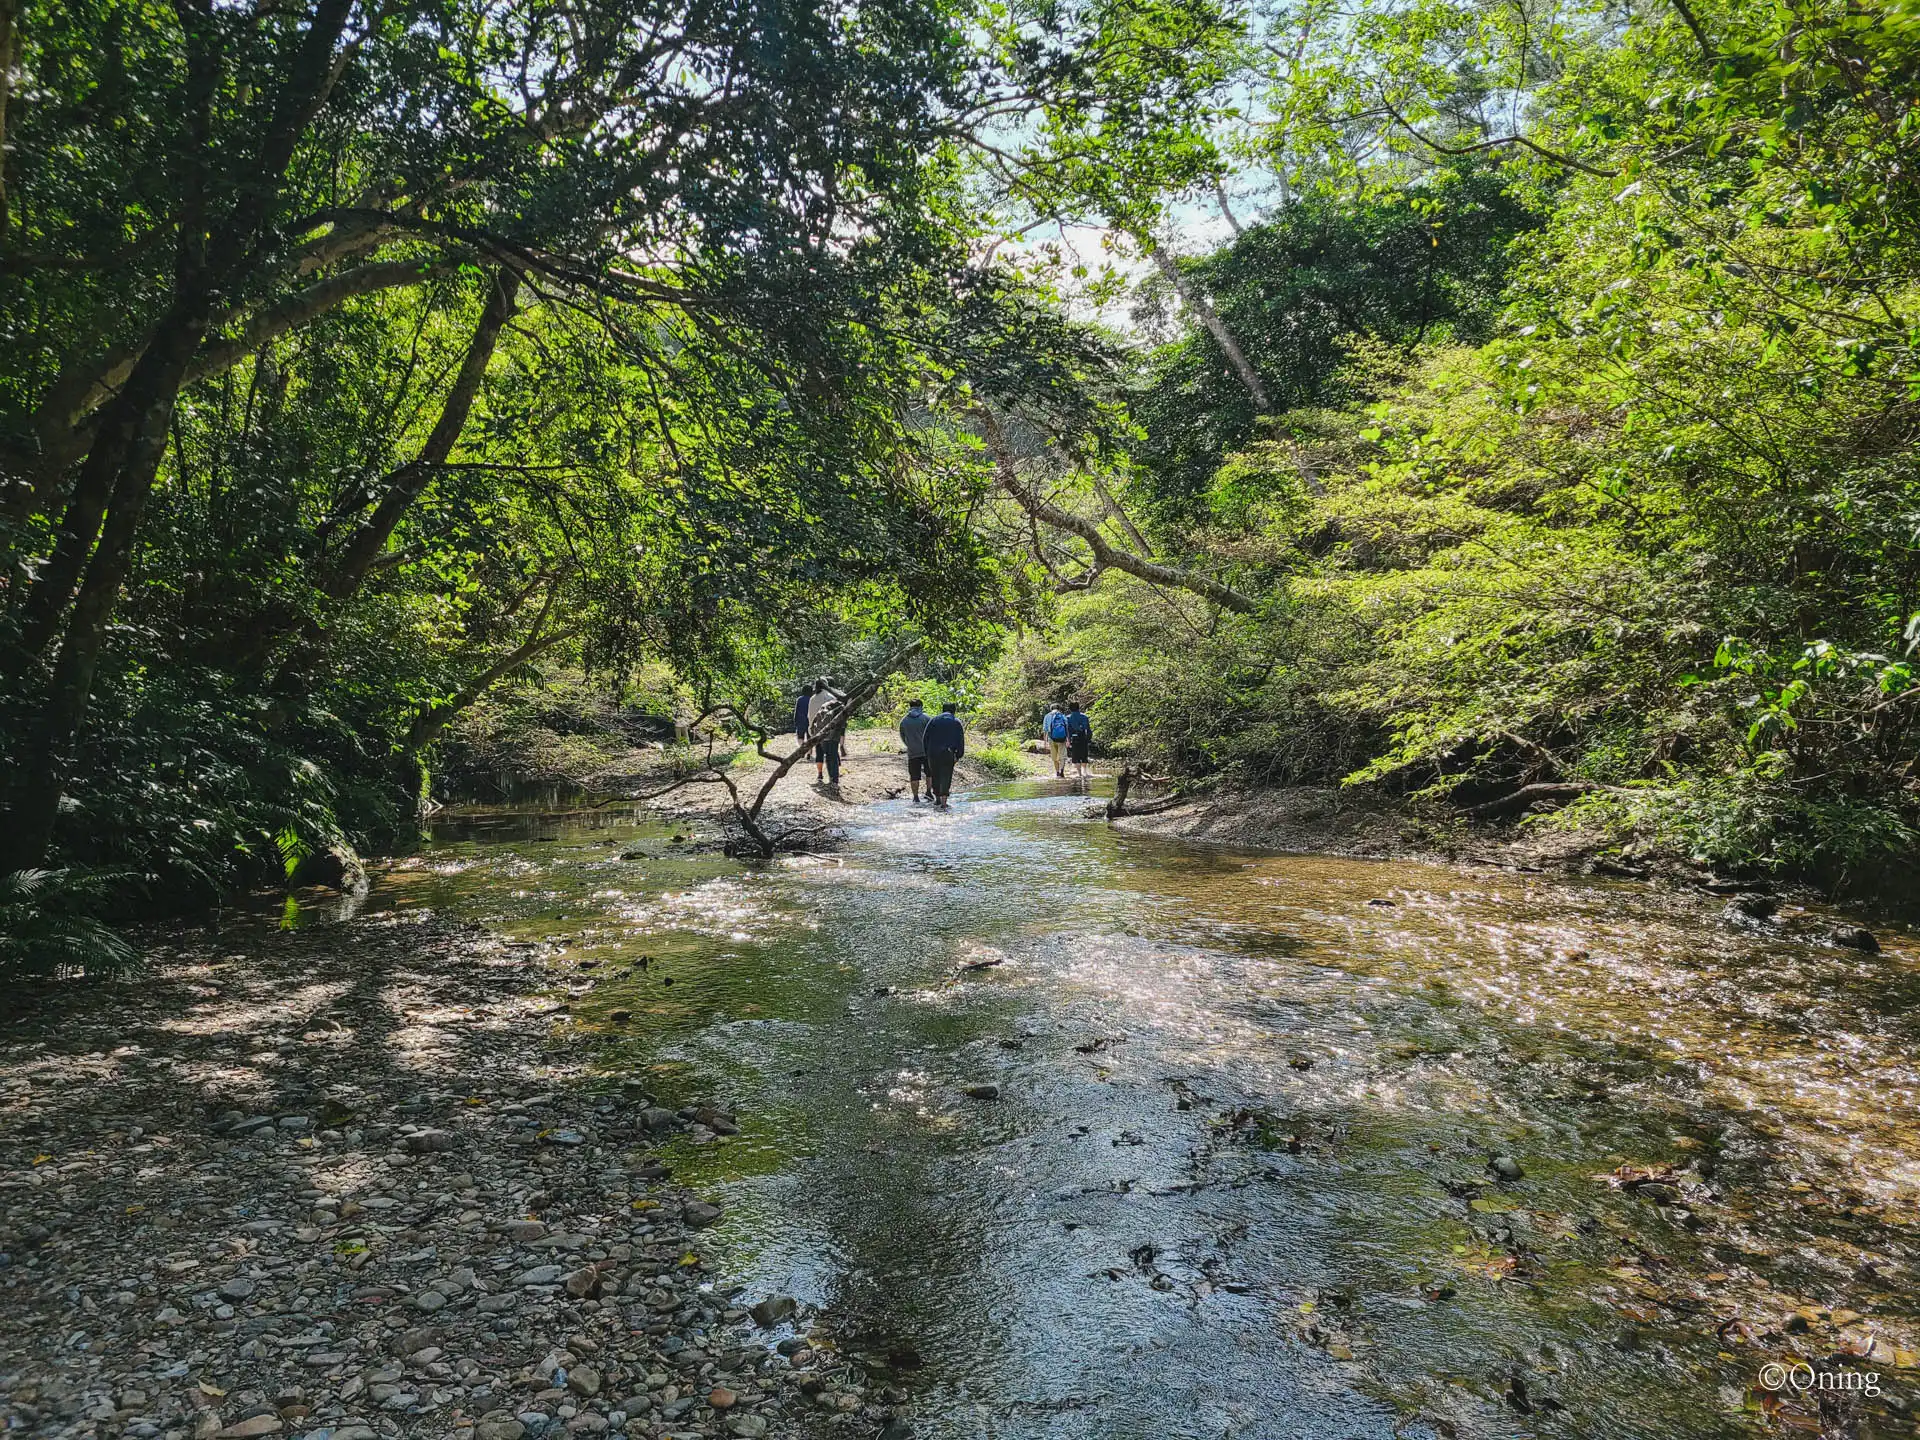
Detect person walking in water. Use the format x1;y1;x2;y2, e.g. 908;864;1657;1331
792;683;815;750
806;677;845;785
899;698;932;802
922;701;965;808
1064;700;1094;782
1042;701;1069;778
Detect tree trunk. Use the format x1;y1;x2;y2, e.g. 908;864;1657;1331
404;623;577;753
260;267;520;692
14;258;456;517
0;0;15;245
1144;240;1271;412
2;304;213;871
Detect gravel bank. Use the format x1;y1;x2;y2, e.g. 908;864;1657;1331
1;915;903;1440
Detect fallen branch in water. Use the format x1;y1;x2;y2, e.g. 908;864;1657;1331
1455;781;1597;822
1106;764;1187;820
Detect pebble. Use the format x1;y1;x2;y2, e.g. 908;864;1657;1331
0;919;857;1440
961;1083;1000;1100
1489;1154;1525;1181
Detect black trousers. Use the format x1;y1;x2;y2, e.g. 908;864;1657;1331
907;754;927;786
927;748;958;795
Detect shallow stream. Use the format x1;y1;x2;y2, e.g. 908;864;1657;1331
346;778;1920;1438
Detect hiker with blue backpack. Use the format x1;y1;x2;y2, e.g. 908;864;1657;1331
1064;701;1094;781
1042;702;1069;777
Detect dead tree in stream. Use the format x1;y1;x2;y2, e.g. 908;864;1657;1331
1106;764;1187;820
598;645;921;858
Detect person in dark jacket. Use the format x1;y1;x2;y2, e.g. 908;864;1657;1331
922;702;965;808
1064;701;1093;781
898;699;932;801
808;678;846;786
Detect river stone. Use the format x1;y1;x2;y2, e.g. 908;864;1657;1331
707;1387;736;1410
412;1289;448;1312
504;1220;549;1241
961;1083;999;1100
517;1264;565;1286
728;1418;767;1438
1829;925;1880;953
1488;1154;1525;1181
402;1128;458;1154
567;1365;602;1398
215;1419;282;1438
684;1201;722;1227
219;1278;257;1301
749;1296;797;1328
475;1418;526;1440
564;1267;597;1298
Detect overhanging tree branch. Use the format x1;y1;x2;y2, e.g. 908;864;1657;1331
1377;93;1619;178
975;408;1258;614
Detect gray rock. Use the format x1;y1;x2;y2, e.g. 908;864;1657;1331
516;1265;565;1287
411;1290;448;1313
220;1277;257;1301
961;1084;999;1100
566;1365;601;1398
749;1296;797;1328
475;1417;526;1440
683;1202;722;1228
402;1129;458;1154
727;1419;767;1438
640;1108;677;1131
477;1293;518;1313
504;1220;548;1242
1488;1154;1525;1181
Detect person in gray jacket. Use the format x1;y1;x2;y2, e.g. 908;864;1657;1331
898;699;932;802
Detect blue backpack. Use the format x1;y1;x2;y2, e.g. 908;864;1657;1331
1047;711;1069;741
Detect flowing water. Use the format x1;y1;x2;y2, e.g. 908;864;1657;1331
343;779;1920;1438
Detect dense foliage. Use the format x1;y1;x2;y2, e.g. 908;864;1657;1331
988;0;1920;894
5;0;1917;972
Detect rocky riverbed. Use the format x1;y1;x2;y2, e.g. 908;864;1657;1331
1;915;904;1440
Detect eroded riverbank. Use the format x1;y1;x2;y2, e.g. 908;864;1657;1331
7;778;1920;1440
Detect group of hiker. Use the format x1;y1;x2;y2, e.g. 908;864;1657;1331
791;678;1093;807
